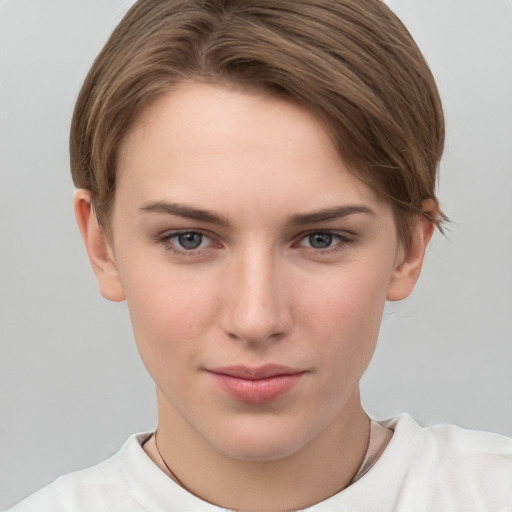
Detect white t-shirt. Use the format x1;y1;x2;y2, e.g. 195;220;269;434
7;414;512;511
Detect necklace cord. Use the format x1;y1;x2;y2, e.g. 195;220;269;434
154;430;211;502
153;416;372;504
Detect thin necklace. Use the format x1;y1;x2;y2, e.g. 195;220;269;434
153;417;372;503
154;429;211;503
346;415;372;486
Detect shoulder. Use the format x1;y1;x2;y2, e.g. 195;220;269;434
7;432;224;512
383;414;512;509
7;433;152;512
388;413;512;468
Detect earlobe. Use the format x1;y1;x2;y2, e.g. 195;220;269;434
386;200;437;302
73;190;125;302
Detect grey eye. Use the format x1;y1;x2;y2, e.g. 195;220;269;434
177;232;203;250
308;233;333;249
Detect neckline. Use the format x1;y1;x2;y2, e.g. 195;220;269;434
128;414;422;510
351;420;394;483
141;417;395;504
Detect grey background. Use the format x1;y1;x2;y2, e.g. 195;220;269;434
1;0;511;508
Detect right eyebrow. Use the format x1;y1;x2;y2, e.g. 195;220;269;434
287;204;375;225
139;201;231;227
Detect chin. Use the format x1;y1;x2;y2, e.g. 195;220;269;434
217;438;301;463
205;415;316;463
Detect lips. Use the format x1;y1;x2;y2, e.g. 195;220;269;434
206;365;306;404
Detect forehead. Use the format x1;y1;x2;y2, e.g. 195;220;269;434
116;82;391;221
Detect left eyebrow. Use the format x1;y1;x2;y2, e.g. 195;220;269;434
139;201;230;227
287;204;375;225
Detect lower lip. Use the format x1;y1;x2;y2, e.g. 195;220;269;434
209;372;304;404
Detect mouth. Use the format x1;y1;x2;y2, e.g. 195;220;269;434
206;365;306;404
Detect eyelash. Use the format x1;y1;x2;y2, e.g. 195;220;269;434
294;231;355;255
155;230;214;257
155;230;355;257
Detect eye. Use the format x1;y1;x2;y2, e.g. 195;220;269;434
175;232;205;250
297;231;352;251
305;232;334;249
157;230;214;253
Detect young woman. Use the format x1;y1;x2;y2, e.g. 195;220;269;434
8;1;511;510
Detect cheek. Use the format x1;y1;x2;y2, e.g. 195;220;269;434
119;261;219;374
298;263;390;378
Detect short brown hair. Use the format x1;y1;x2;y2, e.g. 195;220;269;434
70;0;446;246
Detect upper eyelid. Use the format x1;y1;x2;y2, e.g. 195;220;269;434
155;230;214;256
157;228;351;238
293;230;356;251
294;229;354;241
158;228;215;240
155;229;355;248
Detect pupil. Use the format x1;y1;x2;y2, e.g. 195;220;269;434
178;232;202;250
309;233;332;249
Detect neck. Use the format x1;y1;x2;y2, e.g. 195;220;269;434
149;390;369;511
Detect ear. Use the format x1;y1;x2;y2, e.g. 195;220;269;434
386;199;437;301
74;190;125;302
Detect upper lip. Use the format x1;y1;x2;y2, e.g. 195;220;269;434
207;364;304;380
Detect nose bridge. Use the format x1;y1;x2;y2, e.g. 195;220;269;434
221;242;291;344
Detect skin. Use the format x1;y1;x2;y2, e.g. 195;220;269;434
75;83;434;510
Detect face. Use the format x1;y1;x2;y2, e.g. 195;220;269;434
103;83;409;462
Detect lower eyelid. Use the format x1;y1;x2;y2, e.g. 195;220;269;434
297;232;351;245
155;230;354;255
156;230;221;254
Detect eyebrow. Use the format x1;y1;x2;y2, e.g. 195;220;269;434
288;204;375;225
140;201;231;226
139;201;374;226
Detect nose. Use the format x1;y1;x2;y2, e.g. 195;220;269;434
220;249;292;345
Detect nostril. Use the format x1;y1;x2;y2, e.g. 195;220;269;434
219;259;292;343
222;307;291;345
